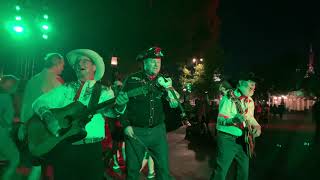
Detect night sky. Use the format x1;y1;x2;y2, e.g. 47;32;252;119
220;0;318;73
0;0;319;85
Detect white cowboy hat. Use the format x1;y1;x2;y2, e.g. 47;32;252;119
66;49;105;80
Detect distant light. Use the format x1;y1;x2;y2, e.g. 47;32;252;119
42;25;49;30
200;58;203;62
15;5;21;11
42;34;48;39
192;58;196;63
13;26;23;33
43;14;49;19
111;56;118;66
15;16;22;21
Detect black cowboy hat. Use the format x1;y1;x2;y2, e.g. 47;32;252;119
136;47;164;61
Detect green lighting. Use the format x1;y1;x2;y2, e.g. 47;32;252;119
42;34;48;39
15;5;21;11
42;25;49;30
43;14;49;19
15;16;22;21
13;26;24;33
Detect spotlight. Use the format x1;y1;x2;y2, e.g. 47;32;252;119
13;26;24;33
42;34;48;39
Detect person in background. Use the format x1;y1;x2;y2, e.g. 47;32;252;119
19;52;65;180
0;75;20;180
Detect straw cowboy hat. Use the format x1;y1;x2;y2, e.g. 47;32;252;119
66;49;105;80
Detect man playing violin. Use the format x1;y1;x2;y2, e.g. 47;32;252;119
119;47;179;180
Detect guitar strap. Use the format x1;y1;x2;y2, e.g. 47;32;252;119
88;82;102;110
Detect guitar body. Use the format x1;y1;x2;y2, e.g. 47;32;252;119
26;86;149;157
27;101;89;157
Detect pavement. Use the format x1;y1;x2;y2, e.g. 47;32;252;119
166;111;319;180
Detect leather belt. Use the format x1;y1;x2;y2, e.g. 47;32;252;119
72;137;104;145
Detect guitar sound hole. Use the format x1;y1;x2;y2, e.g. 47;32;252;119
64;116;73;126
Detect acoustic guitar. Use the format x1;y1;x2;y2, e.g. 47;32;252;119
27;86;148;157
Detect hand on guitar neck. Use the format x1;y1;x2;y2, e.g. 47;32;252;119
232;113;246;124
157;76;191;127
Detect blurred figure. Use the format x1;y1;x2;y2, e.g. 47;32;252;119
278;101;285;120
110;80;126;172
19;53;64;180
0;75;20;180
20;53;65;129
312;97;320;144
270;104;277;118
255;102;263;122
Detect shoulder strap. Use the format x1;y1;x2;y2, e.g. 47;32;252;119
88;82;102;109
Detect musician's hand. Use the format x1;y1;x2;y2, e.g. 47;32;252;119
168;98;179;108
157;77;172;89
251;125;261;137
116;91;129;106
182;120;191;127
232;114;245;124
124;126;135;138
42;112;61;137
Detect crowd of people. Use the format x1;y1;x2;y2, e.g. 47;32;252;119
5;46;312;180
0;47;182;180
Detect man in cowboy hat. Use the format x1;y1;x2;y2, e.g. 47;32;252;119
211;73;261;180
32;49;128;180
119;47;179;180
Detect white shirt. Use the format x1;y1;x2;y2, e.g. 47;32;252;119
21;69;63;123
216;90;260;136
32;80;117;140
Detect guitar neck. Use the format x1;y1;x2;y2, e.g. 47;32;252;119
167;87;186;117
88;85;148;113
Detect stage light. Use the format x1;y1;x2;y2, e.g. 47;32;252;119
15;16;22;21
42;34;48;39
15;5;21;11
42;24;49;30
13;26;24;33
43;14;49;19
